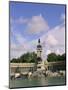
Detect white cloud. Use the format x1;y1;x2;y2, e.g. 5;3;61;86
10;14;65;60
49;25;65;46
10;25;65;59
56;49;60;55
15;17;29;24
46;34;58;46
60;13;65;21
10;31;36;59
15;33;26;45
27;14;49;34
10;17;29;24
10;42;31;60
10;44;29;59
38;23;65;60
46;49;51;55
40;23;65;47
60;13;65;24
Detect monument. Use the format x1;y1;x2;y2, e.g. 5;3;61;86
37;39;45;71
37;39;42;64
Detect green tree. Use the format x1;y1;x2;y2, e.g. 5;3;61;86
47;53;66;62
61;53;66;60
10;52;37;63
47;53;57;62
10;58;19;63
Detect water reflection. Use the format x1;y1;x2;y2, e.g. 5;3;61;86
10;76;65;88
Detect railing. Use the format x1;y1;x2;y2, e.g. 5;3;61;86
10;63;35;67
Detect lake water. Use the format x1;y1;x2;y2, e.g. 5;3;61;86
10;76;66;88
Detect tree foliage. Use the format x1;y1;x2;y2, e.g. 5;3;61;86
47;53;66;62
10;52;66;63
10;52;37;63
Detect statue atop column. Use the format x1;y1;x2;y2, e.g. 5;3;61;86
37;39;42;63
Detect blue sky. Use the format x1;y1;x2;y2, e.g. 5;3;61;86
10;1;66;59
10;2;65;26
